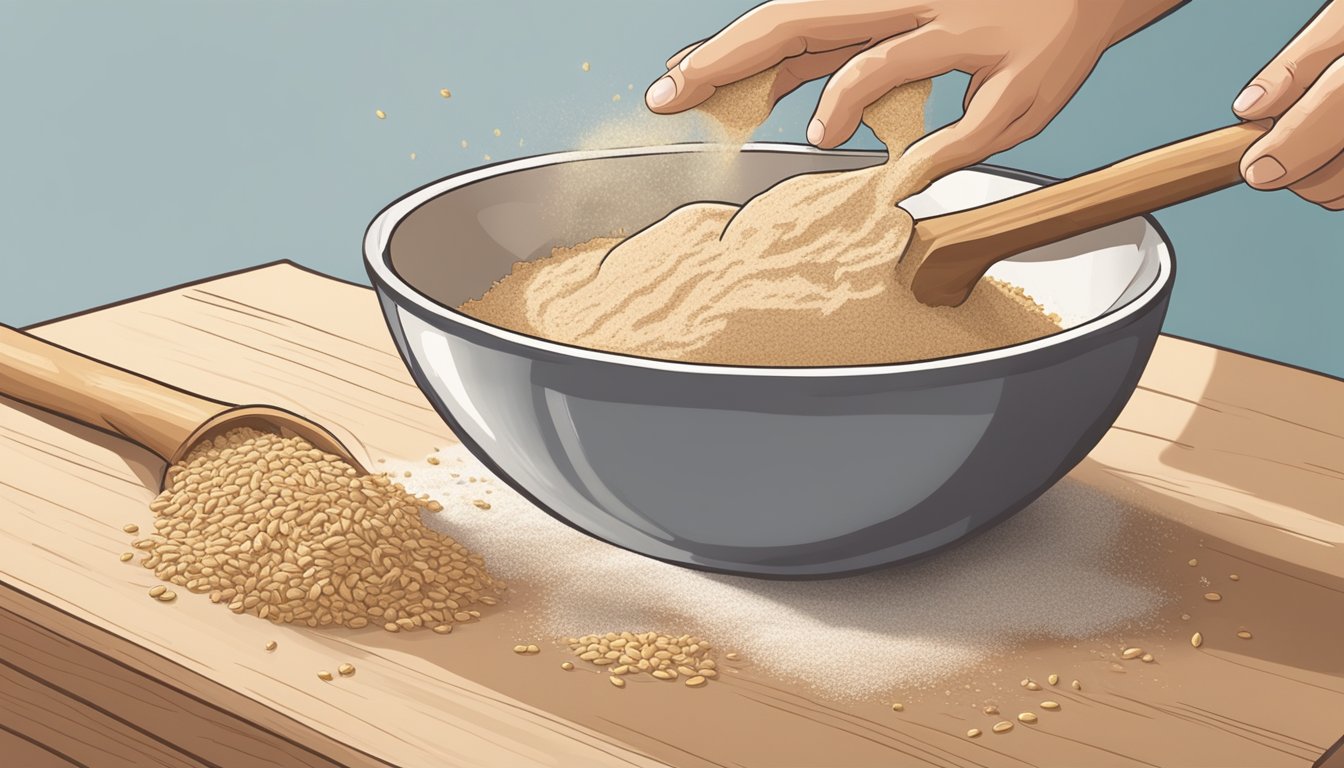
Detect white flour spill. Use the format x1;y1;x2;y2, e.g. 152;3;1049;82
398;446;1168;699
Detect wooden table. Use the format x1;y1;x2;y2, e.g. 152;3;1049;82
2;263;1341;768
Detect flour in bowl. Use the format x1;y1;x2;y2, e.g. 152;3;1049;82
461;77;1059;366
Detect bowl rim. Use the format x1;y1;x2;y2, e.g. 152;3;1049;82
365;141;1174;378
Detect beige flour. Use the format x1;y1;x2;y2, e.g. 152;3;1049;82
697;67;779;144
462;78;1060;366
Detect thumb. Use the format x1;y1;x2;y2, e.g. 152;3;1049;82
1233;4;1344;119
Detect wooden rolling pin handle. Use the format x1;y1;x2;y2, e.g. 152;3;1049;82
0;324;228;462
911;122;1268;305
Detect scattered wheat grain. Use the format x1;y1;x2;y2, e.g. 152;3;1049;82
140;428;496;632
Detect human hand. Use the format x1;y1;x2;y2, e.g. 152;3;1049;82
646;0;1185;179
1233;1;1344;210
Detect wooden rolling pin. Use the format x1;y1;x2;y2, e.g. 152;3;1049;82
909;121;1268;306
0;324;367;486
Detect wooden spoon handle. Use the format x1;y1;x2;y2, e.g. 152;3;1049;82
0;324;227;462
910;122;1267;305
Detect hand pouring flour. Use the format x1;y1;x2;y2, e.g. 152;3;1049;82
460;74;1061;366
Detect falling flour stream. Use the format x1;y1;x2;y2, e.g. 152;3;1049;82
462;75;1060;366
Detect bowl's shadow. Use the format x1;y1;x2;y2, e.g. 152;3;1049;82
418;464;1178;694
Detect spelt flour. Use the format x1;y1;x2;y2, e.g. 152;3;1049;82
462;79;1059;366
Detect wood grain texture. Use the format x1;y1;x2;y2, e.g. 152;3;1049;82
0;324;229;466
1;262;1340;767
0;720;82;768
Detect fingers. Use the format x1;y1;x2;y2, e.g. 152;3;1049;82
1287;150;1344;209
646;66;702;113
1233;2;1344;119
666;41;702;70
647;42;707;112
808;26;966;148
963;68;993;113
1240;56;1344;190
902;71;1042;180
646;0;920;114
769;43;872;106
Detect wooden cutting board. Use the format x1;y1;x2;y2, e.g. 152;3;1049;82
2;262;1341;768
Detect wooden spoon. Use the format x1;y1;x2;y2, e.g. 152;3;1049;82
908;122;1267;307
0;324;368;487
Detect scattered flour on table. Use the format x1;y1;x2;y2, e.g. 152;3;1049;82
398;449;1168;699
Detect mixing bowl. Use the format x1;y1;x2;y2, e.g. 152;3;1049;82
365;143;1173;578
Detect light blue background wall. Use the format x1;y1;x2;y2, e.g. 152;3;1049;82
2;1;1340;376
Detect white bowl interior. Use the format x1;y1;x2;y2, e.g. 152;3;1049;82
903;172;1162;328
375;144;1168;366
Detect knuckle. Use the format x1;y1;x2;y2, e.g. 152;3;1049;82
849;52;891;81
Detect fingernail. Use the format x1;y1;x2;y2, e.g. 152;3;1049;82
646;76;676;109
1245;156;1286;185
807;118;825;146
1233;84;1265;114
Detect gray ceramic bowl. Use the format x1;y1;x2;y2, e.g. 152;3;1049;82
365;143;1173;578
